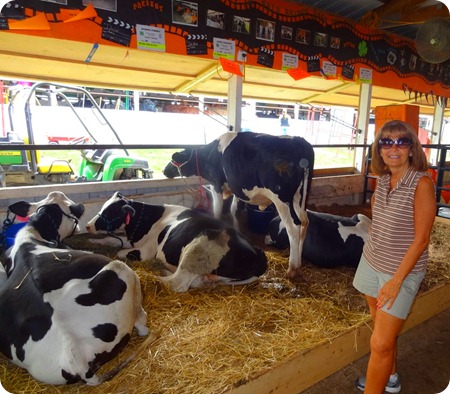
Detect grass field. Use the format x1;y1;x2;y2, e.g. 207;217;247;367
43;146;356;178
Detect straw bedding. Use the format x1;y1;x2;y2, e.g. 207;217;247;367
1;205;449;394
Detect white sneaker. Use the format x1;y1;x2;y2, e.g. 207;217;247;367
356;373;401;393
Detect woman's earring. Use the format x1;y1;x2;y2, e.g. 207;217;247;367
409;152;413;157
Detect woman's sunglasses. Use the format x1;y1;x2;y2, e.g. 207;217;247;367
378;137;412;150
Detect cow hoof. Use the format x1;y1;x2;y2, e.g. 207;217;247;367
286;268;302;282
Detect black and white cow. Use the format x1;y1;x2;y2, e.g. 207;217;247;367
0;191;149;385
265;210;372;268
85;192;267;292
163;131;314;279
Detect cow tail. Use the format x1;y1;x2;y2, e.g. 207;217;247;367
98;330;160;383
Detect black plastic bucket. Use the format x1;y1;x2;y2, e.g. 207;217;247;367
246;204;276;234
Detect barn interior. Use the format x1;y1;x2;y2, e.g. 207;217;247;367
0;0;449;393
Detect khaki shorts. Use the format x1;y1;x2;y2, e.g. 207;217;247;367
353;256;425;320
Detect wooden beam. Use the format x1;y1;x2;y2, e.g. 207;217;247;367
299;81;354;104
175;63;223;93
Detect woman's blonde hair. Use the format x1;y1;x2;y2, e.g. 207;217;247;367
371;120;429;175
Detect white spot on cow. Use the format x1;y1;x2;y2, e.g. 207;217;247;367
337;214;371;243
159;231;230;292
217;133;238;153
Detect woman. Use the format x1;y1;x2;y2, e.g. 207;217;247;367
279;109;291;135
353;120;436;393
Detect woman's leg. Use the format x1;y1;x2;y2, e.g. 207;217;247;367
366;295;398;376
364;305;405;394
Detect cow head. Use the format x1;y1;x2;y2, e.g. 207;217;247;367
8;191;83;217
163;149;195;178
86;192;135;234
8;191;84;240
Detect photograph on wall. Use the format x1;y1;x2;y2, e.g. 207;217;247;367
206;9;225;29
281;25;293;40
82;0;116;12
330;36;340;49
256;18;275;42
409;54;417;70
172;0;198;27
43;0;68;4
295;28;311;44
314;32;328;47
232;15;251;34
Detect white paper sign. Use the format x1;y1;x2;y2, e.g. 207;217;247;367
359;68;373;84
282;53;298;70
136;25;166;52
322;61;337;78
213;38;235;60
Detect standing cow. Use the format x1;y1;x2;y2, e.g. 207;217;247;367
0;191;149;385
85;192;267;292
266;210;372;268
163;131;314;279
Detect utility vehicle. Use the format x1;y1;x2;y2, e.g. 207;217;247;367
0;82;153;187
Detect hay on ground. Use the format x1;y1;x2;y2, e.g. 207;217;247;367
1;208;449;394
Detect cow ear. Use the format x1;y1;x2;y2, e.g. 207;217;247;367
8;201;32;218
172;152;182;161
70;203;85;219
172;151;188;162
122;204;136;217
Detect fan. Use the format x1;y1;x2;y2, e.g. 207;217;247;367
415;17;450;64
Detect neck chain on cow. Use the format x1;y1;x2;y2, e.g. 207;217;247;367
108;231;124;248
126;201;144;245
97;212;125;248
62;211;79;239
36;207;79;246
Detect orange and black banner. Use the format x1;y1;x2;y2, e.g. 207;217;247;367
1;0;449;95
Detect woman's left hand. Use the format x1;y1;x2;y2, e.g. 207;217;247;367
377;278;402;309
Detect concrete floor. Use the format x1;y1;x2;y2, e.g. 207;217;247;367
302;307;450;394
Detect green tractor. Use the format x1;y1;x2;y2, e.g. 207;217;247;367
0;82;153;187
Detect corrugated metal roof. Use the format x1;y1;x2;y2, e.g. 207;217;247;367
293;0;385;21
291;0;448;40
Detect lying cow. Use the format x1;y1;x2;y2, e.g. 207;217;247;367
0;191;149;385
266;210;372;268
163;131;314;279
85;192;267;292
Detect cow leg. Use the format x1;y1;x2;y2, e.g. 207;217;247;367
158;268;203;292
210;189;224;219
132;273;149;336
275;204;309;280
230;196;240;228
285;172;310;279
160;231;229;292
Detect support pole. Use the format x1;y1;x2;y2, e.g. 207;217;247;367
356;83;372;205
355;83;372;172
430;102;445;166
227;74;243;133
